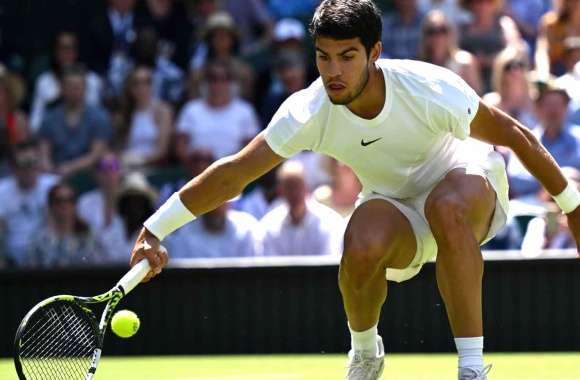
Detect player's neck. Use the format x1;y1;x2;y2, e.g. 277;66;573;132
346;65;385;120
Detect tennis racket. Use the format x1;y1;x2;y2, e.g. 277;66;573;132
13;258;152;380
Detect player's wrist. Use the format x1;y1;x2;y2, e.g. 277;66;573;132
143;193;196;241
553;182;580;214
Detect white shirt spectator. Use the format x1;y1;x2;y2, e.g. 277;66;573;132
177;98;260;159
77;190;129;263
0;174;59;265
167;210;260;258
259;200;344;256
30;71;103;131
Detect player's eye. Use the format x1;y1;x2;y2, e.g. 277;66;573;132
317;55;329;61
342;55;354;61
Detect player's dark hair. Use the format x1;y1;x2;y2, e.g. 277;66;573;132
309;0;382;56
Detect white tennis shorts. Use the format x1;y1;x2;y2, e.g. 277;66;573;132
356;151;509;283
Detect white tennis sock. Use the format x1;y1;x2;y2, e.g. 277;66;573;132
349;323;378;356
455;336;484;369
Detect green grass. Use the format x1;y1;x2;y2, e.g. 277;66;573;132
2;353;580;379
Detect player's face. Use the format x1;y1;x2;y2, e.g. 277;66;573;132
315;37;373;105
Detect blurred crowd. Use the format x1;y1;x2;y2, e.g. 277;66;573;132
0;0;579;269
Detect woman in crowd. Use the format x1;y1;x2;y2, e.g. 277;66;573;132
419;10;483;94
458;0;523;92
30;31;102;131
27;183;105;267
189;12;254;101
118;66;173;168
0;69;28;176
483;47;538;128
535;0;580;78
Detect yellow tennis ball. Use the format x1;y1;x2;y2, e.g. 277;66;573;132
111;310;140;338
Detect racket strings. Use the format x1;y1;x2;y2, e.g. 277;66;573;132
18;302;98;379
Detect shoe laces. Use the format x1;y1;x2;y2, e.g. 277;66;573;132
460;364;492;380
346;353;378;377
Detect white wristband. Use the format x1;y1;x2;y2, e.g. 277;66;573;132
553;182;580;214
143;193;196;241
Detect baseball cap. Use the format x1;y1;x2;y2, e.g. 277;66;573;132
273;18;305;42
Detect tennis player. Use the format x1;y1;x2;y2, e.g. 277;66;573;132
129;1;580;379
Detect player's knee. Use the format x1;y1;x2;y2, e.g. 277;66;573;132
425;193;469;239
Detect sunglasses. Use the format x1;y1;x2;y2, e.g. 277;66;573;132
52;195;75;204
426;26;449;36
504;60;526;72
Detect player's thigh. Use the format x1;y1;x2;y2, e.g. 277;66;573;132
424;167;496;242
344;198;416;269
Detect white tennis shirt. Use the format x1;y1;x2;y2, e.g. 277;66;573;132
264;59;488;199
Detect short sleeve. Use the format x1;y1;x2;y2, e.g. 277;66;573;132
263;93;317;158
427;70;480;140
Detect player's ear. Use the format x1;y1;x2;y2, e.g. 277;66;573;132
369;41;381;64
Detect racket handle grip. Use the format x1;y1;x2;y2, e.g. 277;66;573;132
118;259;151;295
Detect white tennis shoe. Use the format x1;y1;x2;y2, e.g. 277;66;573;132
345;336;385;380
459;364;492;379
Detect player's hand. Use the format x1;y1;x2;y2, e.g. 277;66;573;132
565;207;580;257
129;227;169;282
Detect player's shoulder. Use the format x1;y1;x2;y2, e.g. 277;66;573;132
275;77;329;126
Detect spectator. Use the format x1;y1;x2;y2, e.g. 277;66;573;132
555;37;580;125
77;153;128;263
504;0;551;54
381;0;424;59
535;0;580;78
418;0;471;25
313;158;362;218
483;47;537;128
0;68;28;176
233;165;282;220
117;172;158;252
0;139;59;267
458;0;523;92
259;50;307;126
189;12;255;101
134;0;191;69
167;201;260;258
27;182;105;268
118;66;173;168
419;10;483;94
30;31;103;131
222;0;274;56
260;161;344;256
86;0;138;76
38;65;112;178
507;79;580;196
176;59;260;162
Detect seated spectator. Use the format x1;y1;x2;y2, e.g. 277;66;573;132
507;80;580;196
134;0;191;69
313;158;362;218
30;31;103;131
0;68;28;177
535;0;580;78
381;0;424;59
419;10;483;94
176;59;260;162
233;166;282;220
418;0;471;25
108;27;185;104
0;139;59;267
27;182;106;268
189;12;255;101
38;65;112;178
483;48;537;128
555;37;580;126
458;0;523;92
222;0;274;56
117;172;158;251
77;153;128;263
118;66;172;168
167;201;260;258
504;0;551;54
260;161;344;256
259;50;307;126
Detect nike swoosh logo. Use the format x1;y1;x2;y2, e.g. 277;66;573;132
361;137;382;146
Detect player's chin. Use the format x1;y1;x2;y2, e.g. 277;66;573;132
327;93;352;105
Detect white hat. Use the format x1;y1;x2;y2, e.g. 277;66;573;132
273;18;305;42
